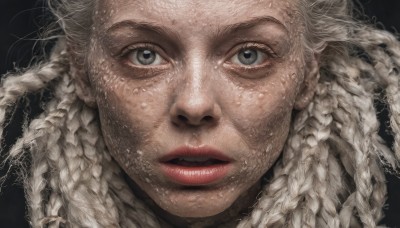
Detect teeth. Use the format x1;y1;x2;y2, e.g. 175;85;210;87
178;157;210;162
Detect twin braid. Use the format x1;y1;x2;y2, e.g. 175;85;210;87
237;27;400;227
238;79;340;228
358;28;400;162
0;41;159;227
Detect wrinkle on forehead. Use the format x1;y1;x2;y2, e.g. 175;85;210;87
95;0;302;36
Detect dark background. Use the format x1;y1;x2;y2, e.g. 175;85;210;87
0;0;399;227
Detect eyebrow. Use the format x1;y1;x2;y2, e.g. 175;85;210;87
217;16;289;36
105;16;289;38
105;20;180;41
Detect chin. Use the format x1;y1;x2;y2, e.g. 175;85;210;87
168;207;228;218
164;201;231;218
149;186;239;218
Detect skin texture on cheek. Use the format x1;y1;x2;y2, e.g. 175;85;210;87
88;44;162;184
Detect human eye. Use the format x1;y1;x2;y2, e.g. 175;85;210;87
230;48;267;66
228;43;275;67
123;44;168;67
223;43;277;78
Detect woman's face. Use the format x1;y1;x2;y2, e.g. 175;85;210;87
85;0;311;219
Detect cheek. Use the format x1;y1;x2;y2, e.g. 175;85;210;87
228;74;299;179
95;87;148;174
95;85;169;186
88;59;165;177
231;77;297;148
238;97;292;174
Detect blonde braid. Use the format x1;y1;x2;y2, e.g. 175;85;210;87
31;72;76;227
237;25;400;228
0;42;68;152
328;59;378;227
358;28;400;161
237;80;341;228
302;83;341;228
0;40;162;227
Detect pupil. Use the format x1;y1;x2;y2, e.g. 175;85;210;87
142;50;152;59
239;49;257;65
137;49;156;65
243;50;253;59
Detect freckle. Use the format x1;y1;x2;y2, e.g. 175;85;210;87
217;192;224;198
265;144;272;154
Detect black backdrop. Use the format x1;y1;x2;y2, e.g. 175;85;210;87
0;0;399;227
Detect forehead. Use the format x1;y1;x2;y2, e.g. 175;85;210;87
95;0;301;33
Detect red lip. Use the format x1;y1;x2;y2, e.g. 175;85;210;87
159;146;233;186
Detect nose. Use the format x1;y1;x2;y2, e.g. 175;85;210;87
170;67;221;128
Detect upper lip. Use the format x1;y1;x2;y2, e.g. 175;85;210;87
159;146;233;163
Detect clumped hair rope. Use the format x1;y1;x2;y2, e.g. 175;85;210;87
0;0;399;227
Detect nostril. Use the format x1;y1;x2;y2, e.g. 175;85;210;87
176;114;214;125
203;116;213;122
177;115;188;122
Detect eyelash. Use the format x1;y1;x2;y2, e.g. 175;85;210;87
120;43;169;67
121;43;154;56
229;43;276;64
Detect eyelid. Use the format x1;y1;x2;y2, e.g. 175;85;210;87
224;42;277;69
119;43;170;66
222;42;278;79
228;42;277;60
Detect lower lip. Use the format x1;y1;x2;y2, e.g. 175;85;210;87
160;163;231;186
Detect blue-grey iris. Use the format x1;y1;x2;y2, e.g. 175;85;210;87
137;49;156;65
238;49;258;65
